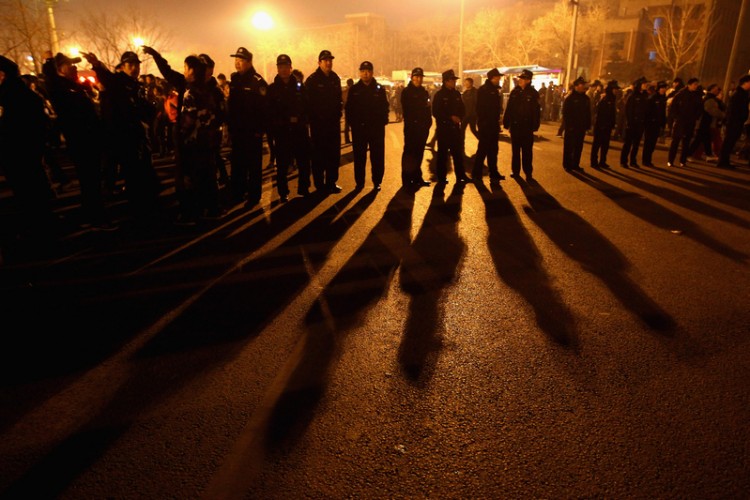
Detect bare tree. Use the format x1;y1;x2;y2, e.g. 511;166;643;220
650;0;718;79
399;16;457;72
0;0;57;74
464;8;535;68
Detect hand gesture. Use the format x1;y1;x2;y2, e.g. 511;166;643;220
81;51;99;66
142;46;159;58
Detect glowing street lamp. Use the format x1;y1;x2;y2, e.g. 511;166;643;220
133;37;145;48
251;12;274;31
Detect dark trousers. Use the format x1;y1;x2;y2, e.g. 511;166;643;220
689;125;713;157
67;138;107;224
178;147;218;220
461;115;479;141
310;121;341;189
402;124;430;184
436;125;466;180
718;123;744;166
352;124;385;187
668;123;695;164
274;125;312;195
563;127;586;169
229;133;263;204
591;127;613;166
642;124;660;165
117;137;160;220
620;125;644;165
510;128;534;176
473;126;500;178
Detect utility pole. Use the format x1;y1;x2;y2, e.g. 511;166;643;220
565;0;580;89
723;0;748;95
458;0;465;78
45;0;60;54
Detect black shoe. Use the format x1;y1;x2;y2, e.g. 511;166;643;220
417;179;431;186
510;173;520;178
298;188;310;196
679;162;687;168
245;198;260;208
630;163;640;168
354;183;364;191
600;163;610;169
374;184;381;191
328;184;343;193
437;178;449;184
620;163;629;169
643;162;655;168
280;194;289;203
457;175;471;183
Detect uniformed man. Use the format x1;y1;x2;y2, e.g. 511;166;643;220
591;80;619;169
667;77;703;168
562;76;590;172
473;68;505;183
642;81;668;167
227;46;268;207
267;53;311;201
345;61;390;191
620;76;649;168
305;50;343;193
502;69;540;181
400;67;432;189
432;69;470;184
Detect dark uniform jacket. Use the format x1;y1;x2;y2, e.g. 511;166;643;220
462;86;478;119
669;87;703;134
41;58;100;144
152;53;186;110
432;86;465;128
228;67;268;137
267;74;308;131
645;92;667;129
595;93;617;130
563;90;591;131
726;86;749;127
400;82;432;129
92;65;155;144
345;79;389;128
502;85;540;131
305;67;342;125
0;73;47;164
476;80;502;130
625;88;649;128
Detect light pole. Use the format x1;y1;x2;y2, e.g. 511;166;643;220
565;0;579;89
45;0;60;54
458;0;465;78
723;0;748;95
251;11;274;78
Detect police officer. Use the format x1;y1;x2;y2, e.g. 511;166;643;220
591;80;619;169
473;68;505;182
642;81;668;167
562;76;590;172
502;69;540;181
620;76;649;168
667;77;703;168
267;54;312;201
227;46;268;208
305;50;343;193
400;67;432;189
345;61;390;191
432;69;469;184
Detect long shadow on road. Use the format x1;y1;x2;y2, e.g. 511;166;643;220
517;178;677;332
476;181;578;348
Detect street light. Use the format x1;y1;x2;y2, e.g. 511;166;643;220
45;0;60;54
458;0;465;78
565;0;579;89
252;11;274;31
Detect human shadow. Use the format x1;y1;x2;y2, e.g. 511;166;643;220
398;182;467;383
572;170;748;263
476;181;578;347
264;189;415;451
517;178;677;332
675;163;750;187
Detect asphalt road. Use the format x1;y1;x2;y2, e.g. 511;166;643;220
1;122;749;498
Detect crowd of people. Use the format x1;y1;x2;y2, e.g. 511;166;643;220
1;45;749;255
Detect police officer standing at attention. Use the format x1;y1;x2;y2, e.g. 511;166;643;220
642;81;668;167
562;76;590;172
305;50;343;193
267;54;311;201
432;69;470;184
345;61;390;191
502;69;540;181
400;67;432;189
590;80;619;169
227;46;268;208
620;76;649;168
473;68;505;183
667;77;703;168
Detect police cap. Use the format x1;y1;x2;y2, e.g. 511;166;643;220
411;67;424;77
573;76;587;86
276;54;292;66
607;80;621;89
519;69;533;80
54;52;81;67
487;68;502;79
359;61;374;71
230;47;252;61
656;80;669;90
318;50;334;61
442;69;459;81
120;51;141;65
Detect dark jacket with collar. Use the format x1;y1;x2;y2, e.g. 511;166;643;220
345;78;390;128
432;85;465;128
305;67;342;125
476;79;503;130
401;81;432;130
502;84;540;131
228;67;268;137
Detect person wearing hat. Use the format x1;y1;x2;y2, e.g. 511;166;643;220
562;76;590;172
619;76;650;168
502;68;540;180
345;61;390;191
718;74;750;168
82;50;162;225
461;77;480;142
198;53;231;191
267;53;312;201
641;81;668;167
304;50;343;193
225;46;268;207
432;69;470;183
400;67;432;189
0;55;58;245
590;80;619;169
687;83;724;163
41;50;115;230
473;68;506;182
667;77;703;168
586;80;603;134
